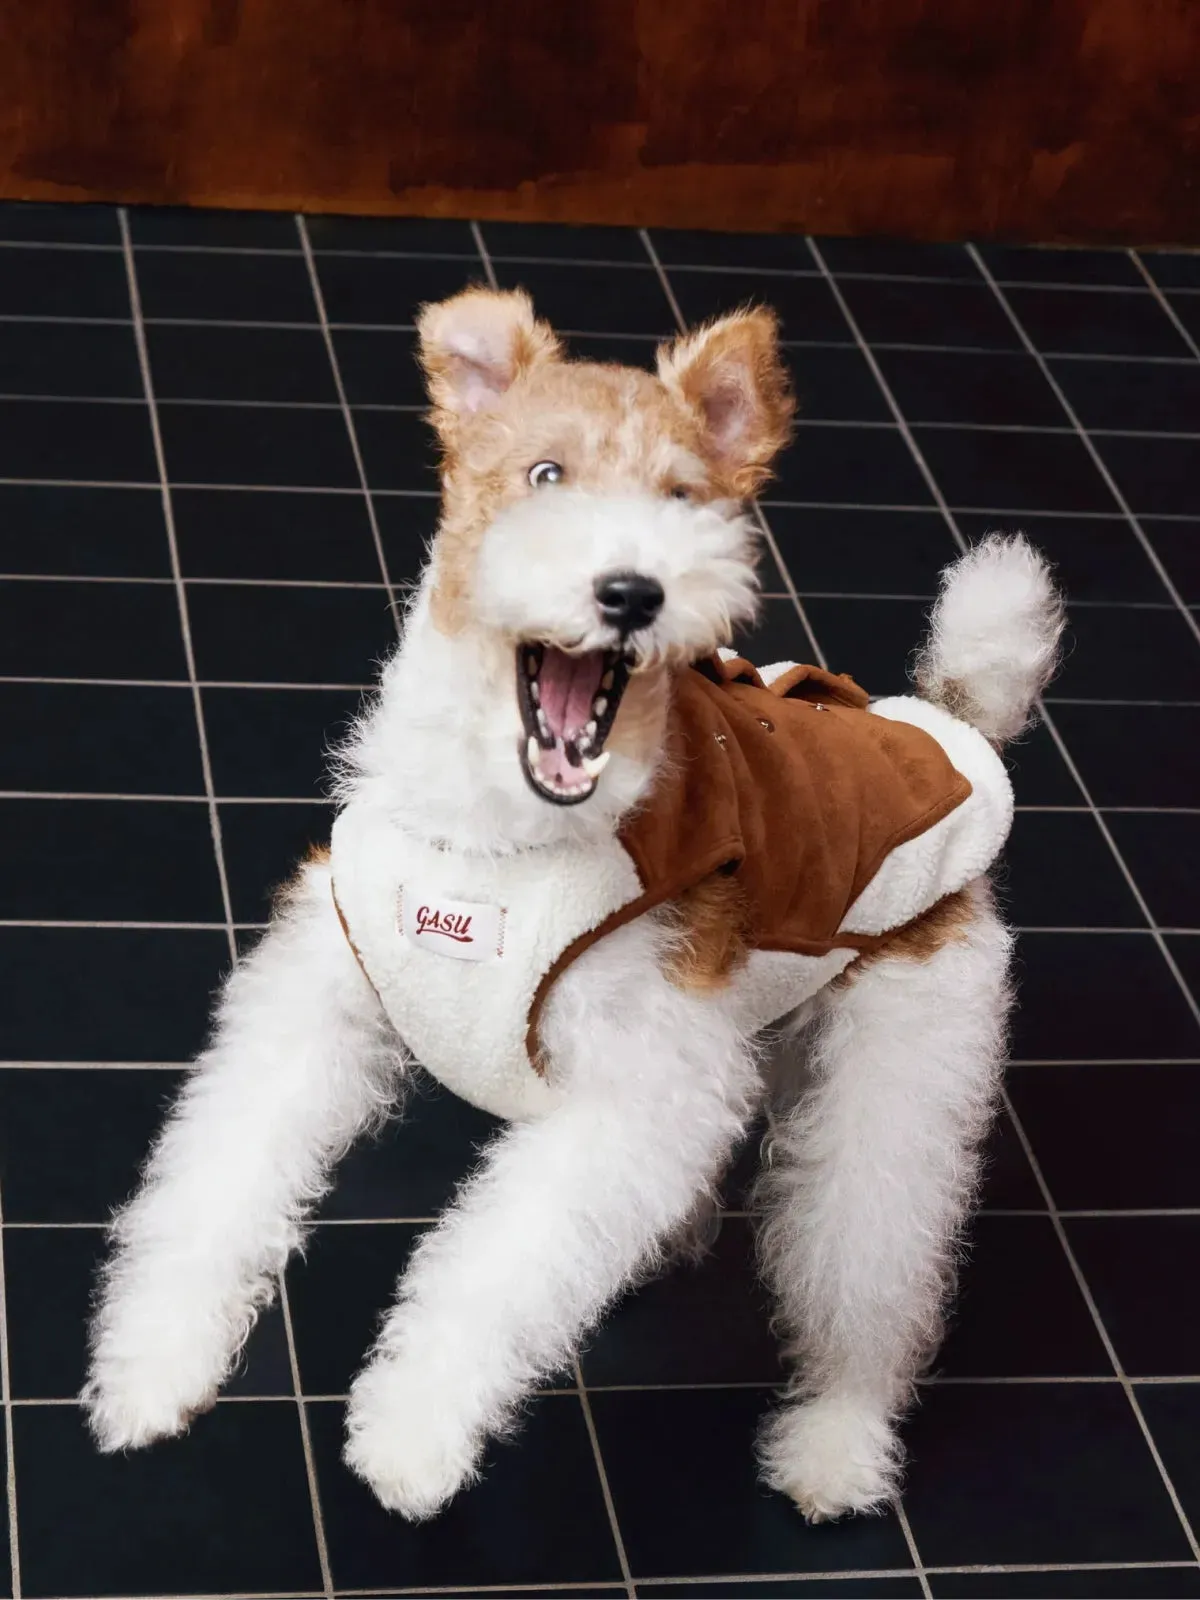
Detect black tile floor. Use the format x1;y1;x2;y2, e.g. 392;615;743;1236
0;200;1195;1598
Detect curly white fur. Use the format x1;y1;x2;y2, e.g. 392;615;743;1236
916;533;1064;744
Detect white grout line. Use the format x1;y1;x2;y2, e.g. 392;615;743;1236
470;221;501;292
279;1276;335;1600
572;1360;636;1600
295;217;402;631
119;210;238;968
966;244;1200;653
0;1184;21;1599
896;1501;933;1600
1003;1089;1200;1563
1129;252;1200;361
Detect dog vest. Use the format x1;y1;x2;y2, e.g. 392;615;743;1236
330;657;1012;1121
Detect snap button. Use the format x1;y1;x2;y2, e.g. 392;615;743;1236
713;731;728;746
757;717;775;733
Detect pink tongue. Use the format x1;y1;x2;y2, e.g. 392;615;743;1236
538;648;605;744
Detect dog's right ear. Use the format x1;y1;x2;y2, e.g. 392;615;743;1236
416;288;561;441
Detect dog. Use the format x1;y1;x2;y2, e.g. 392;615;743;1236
81;287;1063;1523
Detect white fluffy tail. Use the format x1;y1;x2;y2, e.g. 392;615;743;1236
915;534;1064;745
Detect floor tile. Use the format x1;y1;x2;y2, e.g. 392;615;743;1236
581;1219;782;1387
0;682;204;794
3;1225;292;1398
935;1215;1108;1377
1135;1385;1200;1536
639;1581;922;1598
834;278;1020;349
147;321;337;402
373;493;439;591
1166;935;1200;1010
159;401;359;487
800;596;927;695
484;220;648;261
0;397;155;482
307;213;477;253
0;926;226;1062
650;226;816;270
218;799;333;922
1000;809;1144;929
174;485;382;580
735;597;823;670
0;246;129;317
876;347;1066;426
0;578;186;680
1096;434;1200;517
315;1081;500;1221
903;1382;1192;1566
0;202;119;244
912;425;1116;513
1002;722;1081;807
202;685;366;797
766;506;957;595
0;797;223;922
978;1106;1045;1210
565;332;662;367
1141;252;1200;290
770;426;933;506
287;1222;420;1394
1004;286;1189;358
186;580;394;684
316;252;480;324
670;269;850;342
14;1401;323;1596
1164;293;1200;347
333;325;425;405
787;345;892;421
1147;519;1200;605
816;237;975;279
590;1387;913;1578
1009;1062;1200;1209
1010;932;1200;1060
0;1068;184;1221
1048;704;1200;807
353;408;440;491
1105;812;1200;928
0;319;141;397
310;1395;623;1591
0;1427;9;1596
492;259;675;336
135;248;316;322
958;513;1169;605
1067;1217;1200;1376
1049;354;1200;432
131;205;299;248
0;484;166;576
928;1565;1200;1597
978;244;1144;287
1054;604;1200;702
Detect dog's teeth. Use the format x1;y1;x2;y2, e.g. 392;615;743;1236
525;653;539;677
582;751;611;780
584;719;598;741
592;696;607;719
600;669;615;691
526;735;542;773
529;680;540;705
537;710;551;740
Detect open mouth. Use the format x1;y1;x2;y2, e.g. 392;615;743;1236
515;643;632;805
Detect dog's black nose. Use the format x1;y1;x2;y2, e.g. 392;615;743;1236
594;571;665;634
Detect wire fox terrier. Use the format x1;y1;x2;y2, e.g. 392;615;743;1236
82;287;1063;1522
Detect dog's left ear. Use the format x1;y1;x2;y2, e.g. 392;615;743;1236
656;308;794;497
417;287;561;442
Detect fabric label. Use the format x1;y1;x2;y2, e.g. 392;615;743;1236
399;888;505;962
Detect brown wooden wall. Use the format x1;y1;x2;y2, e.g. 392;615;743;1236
1;0;1197;244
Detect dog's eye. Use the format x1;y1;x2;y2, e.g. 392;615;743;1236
668;485;692;501
528;461;564;488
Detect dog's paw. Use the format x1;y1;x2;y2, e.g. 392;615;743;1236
80;1357;218;1452
757;1394;901;1522
343;1358;483;1520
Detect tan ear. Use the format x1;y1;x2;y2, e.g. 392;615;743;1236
416;287;561;438
656;308;794;497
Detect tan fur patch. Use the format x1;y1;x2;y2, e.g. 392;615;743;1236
847;887;976;975
662;870;751;993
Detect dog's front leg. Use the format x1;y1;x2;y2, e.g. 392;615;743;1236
343;917;759;1519
82;860;405;1451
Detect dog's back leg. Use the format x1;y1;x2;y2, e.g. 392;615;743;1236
753;880;1013;1520
81;855;406;1452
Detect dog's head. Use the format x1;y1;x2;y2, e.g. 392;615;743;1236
416;287;793;807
